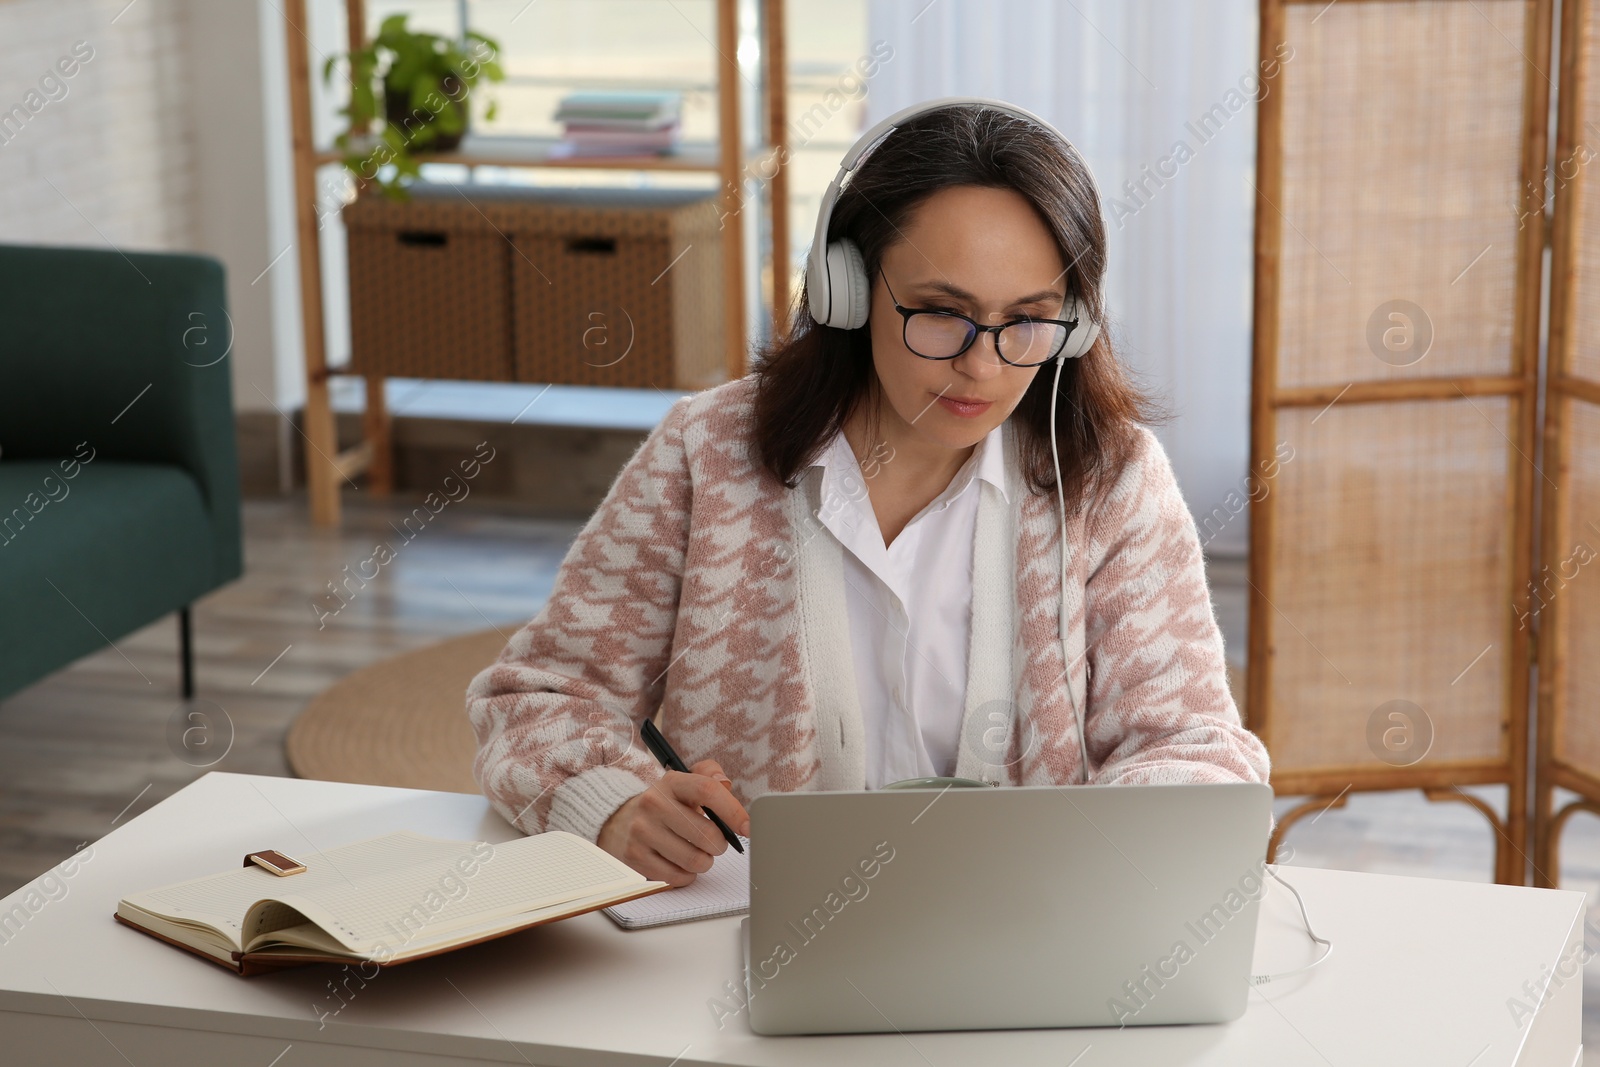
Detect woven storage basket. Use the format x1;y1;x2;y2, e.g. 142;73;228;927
344;188;515;381
497;187;724;390
343;184;724;390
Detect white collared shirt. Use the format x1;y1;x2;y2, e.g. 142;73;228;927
808;423;1010;787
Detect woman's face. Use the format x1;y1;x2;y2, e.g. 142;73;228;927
865;183;1071;451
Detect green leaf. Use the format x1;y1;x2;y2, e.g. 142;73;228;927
401;115;437;149
434;103;464;135
391;45;435;92
464;30;503;55
415;73;442;106
352;83;377;124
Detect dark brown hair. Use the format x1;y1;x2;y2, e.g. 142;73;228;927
750;102;1168;512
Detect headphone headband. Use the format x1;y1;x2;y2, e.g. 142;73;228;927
804;95;1104;348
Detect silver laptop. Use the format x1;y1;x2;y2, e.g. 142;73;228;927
743;782;1273;1035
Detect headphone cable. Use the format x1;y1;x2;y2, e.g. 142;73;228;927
1049;353;1091;786
1248;865;1334;986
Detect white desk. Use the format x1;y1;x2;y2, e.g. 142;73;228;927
0;772;1584;1066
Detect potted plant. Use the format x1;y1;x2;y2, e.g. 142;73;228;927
324;14;505;199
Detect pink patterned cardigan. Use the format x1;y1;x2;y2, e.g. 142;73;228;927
466;375;1270;843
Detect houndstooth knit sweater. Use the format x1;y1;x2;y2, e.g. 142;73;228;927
466;375;1270;843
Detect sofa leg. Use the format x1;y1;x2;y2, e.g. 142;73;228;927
179;606;194;700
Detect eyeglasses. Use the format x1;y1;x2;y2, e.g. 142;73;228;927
880;268;1080;368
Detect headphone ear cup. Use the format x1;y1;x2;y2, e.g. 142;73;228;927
825;238;870;330
1057;296;1101;360
804;236;830;326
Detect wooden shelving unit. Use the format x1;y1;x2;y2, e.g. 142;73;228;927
280;0;790;527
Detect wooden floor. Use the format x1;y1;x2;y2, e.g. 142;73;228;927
4;495;1600;1053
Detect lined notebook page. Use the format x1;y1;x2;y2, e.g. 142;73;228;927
604;836;750;929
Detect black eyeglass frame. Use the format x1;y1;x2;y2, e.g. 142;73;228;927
878;267;1081;368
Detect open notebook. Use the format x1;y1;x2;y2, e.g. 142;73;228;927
116;830;670;975
603;835;750;929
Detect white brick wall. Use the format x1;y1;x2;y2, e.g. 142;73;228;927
0;0;197;252
0;0;301;417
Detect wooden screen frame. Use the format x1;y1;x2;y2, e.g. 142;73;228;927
1533;0;1600;889
1250;0;1554;884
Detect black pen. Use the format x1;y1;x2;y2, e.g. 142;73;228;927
640;718;745;854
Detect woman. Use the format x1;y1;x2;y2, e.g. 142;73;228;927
467;100;1269;888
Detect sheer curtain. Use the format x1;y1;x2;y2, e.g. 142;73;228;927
865;0;1261;555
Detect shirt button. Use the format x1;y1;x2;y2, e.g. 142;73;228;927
892;686;903;704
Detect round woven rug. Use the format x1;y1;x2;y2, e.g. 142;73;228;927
286;627;509;795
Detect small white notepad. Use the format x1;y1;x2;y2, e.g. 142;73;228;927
603;837;750;929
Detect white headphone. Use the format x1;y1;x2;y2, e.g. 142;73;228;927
804;96;1104;785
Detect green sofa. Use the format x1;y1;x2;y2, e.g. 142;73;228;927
0;244;243;702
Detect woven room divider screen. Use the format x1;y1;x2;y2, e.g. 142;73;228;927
1534;0;1600;888
1251;0;1554;884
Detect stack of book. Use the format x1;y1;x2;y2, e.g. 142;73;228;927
552;91;682;157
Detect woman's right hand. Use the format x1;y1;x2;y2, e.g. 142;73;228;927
596;760;751;886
